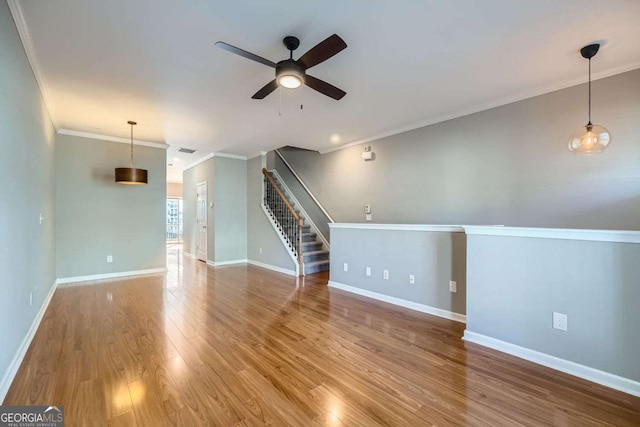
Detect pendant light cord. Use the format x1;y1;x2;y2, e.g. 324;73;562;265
588;58;592;125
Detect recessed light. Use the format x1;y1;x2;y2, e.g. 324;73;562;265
173;157;180;162
330;134;341;144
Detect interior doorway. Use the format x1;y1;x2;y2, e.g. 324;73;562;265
196;181;207;262
166;198;183;243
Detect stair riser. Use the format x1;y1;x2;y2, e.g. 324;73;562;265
305;262;330;274
302;242;322;251
303;253;329;262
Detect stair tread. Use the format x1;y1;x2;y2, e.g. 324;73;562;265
303;250;329;255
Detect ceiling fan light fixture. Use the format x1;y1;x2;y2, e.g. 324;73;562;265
278;74;303;89
276;62;304;89
115;121;148;185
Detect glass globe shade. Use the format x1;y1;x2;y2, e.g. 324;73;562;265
567;123;611;154
278;74;302;89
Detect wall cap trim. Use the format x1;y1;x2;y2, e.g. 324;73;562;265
330;223;466;232
328;281;466;323
247;260;297;277
56;268;167;286
0;280;57;403
463;331;640;398
57;129;168;149
463;226;640;244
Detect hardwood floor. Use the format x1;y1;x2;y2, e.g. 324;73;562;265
5;246;640;426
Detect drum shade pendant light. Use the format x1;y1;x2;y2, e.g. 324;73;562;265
568;44;611;154
115;121;148;185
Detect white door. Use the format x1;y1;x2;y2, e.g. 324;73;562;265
196;182;207;262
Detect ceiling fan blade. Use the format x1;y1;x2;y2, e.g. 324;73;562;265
297;34;347;69
304;75;346;100
215;41;276;68
252;80;278;99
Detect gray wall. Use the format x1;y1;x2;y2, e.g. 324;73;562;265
330;227;466;315
0;1;56;399
55;134;166;278
183;157;215;259
247;156;297;271
278;68;640;230
183;156;248;263
466;234;640;381
214;157;247;262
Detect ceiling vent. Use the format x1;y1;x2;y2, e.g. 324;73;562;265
177;147;196;154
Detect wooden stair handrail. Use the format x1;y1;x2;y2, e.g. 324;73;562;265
262;168;304;226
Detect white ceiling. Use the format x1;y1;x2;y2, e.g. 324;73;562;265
12;0;640;183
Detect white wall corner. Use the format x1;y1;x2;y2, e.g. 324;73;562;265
6;0;58;130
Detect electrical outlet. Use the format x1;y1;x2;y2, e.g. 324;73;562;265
39;213;44;225
365;267;371;276
449;281;457;293
259;247;263;254
553;312;568;331
383;269;389;280
343;263;348;272
409;274;415;285
107;255;113;263
365;213;372;222
29;291;33;306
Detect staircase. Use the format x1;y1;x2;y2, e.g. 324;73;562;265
263;169;329;275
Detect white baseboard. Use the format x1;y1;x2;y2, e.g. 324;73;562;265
328;281;466;323
247;260;297;277
56;267;167;286
205;259;248;267
462;330;640;397
0;280;57;403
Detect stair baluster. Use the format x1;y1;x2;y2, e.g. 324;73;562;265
262;168;304;274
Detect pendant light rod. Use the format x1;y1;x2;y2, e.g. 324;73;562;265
588;57;591;124
128;120;137;168
580;44;599;125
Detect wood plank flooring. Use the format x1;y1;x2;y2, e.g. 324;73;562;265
4;246;640;426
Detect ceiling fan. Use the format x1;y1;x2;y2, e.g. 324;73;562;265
215;34;347;100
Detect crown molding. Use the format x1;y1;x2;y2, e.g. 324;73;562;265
213;152;247;160
183;151;248;171
318;62;640;154
184;152;215;170
57;129;168;149
7;0;58;129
